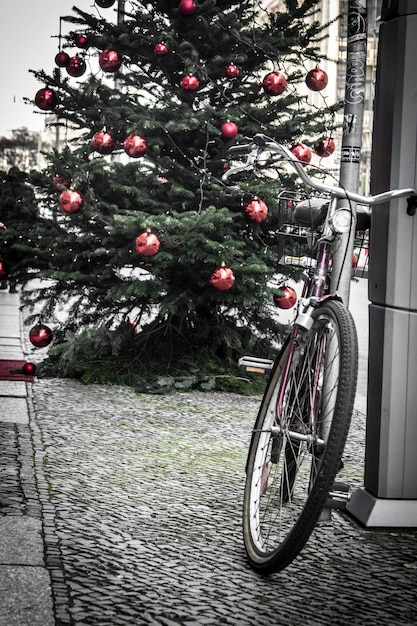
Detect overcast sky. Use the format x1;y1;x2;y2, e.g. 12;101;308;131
0;0;109;134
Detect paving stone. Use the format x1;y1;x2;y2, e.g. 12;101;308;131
0;380;27;397
0;397;28;423
0;566;54;626
0;517;45;564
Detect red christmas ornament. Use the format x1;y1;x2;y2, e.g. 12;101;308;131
92;131;116;155
262;72;287;96
210;265;235;291
305;67;328;92
29;324;53;348
35;88;58;111
273;285;297;309
52;175;71;192
123;134;148;158
95;0;116;6
315;137;335;158
22;362;37;376
66;55;87;77
291;143;312;166
0;259;10;280
226;63;239;78
220;121;238;140
55;51;70;67
99;49;122;72
59;189;84;214
180;75;200;92
154;42;168;56
135;232;161;257
244;198;268;223
178;0;197;16
74;34;89;49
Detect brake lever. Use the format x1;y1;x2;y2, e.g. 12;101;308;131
222;143;261;182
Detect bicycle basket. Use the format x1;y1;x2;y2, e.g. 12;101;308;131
274;192;326;267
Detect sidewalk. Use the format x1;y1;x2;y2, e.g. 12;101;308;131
1;282;417;626
0;282;367;626
0;290;55;626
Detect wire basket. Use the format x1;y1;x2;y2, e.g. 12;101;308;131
275;193;370;278
275;194;319;269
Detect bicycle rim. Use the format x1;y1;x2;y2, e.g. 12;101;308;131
243;299;358;573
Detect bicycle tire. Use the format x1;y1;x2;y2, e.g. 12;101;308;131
243;298;358;573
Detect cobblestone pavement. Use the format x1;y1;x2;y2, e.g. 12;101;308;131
3;377;417;626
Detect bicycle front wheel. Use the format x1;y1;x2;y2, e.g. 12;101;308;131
243;299;358;573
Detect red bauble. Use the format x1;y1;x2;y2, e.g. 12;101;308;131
123;134;148;158
262;72;287;96
154;42;168;56
59;189;84;214
74;34;89;49
210;265;235;291
95;0;116;6
29;324;53;348
305;67;328;92
315;137;335;158
99;49;122;72
291;143;312;166
35;88;58;111
22;362;37;375
55;51;70;67
180;75;200;92
226;63;239;78
0;259;10;280
92;131;116;155
66;55;87;77
273;285;297;309
220;121;238;140
52;175;71;192
135;232;161;257
178;0;197;16
244;199;268;223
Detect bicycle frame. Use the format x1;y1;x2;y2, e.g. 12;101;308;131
272;194;345;453
231;132;417;446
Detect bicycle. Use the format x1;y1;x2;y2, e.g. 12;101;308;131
222;133;417;574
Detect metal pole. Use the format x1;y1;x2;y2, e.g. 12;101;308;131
331;0;367;305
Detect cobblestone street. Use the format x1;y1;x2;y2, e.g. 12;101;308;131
2;377;416;625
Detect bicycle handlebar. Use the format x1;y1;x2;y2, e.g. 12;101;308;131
222;133;417;207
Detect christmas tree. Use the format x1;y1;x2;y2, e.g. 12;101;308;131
13;0;339;389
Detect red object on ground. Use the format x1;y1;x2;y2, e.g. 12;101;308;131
0;360;35;382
